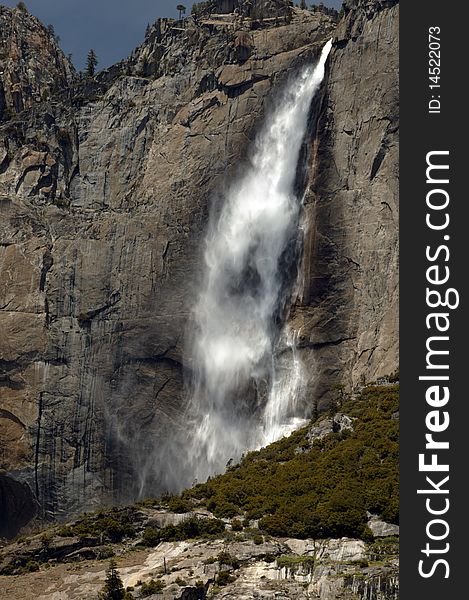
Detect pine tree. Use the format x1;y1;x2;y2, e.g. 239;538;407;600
145;23;151;37
47;24;61;43
300;0;307;9
16;2;28;12
177;4;187;20
86;49;98;77
98;559;125;600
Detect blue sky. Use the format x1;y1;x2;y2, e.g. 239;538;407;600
1;1;342;70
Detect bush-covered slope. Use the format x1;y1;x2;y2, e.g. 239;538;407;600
180;384;399;540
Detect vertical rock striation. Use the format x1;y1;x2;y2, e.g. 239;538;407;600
292;0;399;409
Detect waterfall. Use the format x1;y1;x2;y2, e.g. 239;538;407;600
185;39;332;484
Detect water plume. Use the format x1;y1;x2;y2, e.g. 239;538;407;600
185;39;333;484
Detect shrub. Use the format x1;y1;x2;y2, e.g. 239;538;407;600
140;579;165;596
141;527;161;547
168;496;192;513
103;518;132;543
143;517;225;545
97;546;115;560
210;501;240;519
217;551;240;569
215;571;235;586
252;534;264;545
231;519;243;532
24;560;40;573
258;514;289;538
368;536;399;561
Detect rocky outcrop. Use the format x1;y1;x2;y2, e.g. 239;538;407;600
367;514;400;538
0;507;398;599
192;0;293;19
0;6;74;118
292;0;399;408
0;3;339;526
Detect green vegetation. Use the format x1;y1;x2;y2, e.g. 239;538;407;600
215;571;235;586
141;527;161;547
231;519;243;531
57;509;136;543
252;533;264;545
16;2;28;12
140;579;165;596
367;536;399;561
47;23;60;43
98;559;128;600
140;516;226;547
24;560;40;573
176;4;187;20
179;385;398;541
167;495;192;513
86;49;98;77
216;551;240;569
208;500;240;519
191;1;216;18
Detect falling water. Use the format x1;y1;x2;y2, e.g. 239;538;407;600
186;40;332;483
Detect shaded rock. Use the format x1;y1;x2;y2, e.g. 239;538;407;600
0;472;37;539
177;587;207;600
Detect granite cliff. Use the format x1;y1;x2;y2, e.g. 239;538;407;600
0;0;398;535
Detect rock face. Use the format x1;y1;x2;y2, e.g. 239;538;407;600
0;0;398;528
0;6;74;117
0;2;336;526
292;0;399;408
194;0;292;18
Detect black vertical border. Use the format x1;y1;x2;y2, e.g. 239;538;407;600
400;1;466;597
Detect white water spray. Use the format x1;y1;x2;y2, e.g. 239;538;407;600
186;40;332;483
